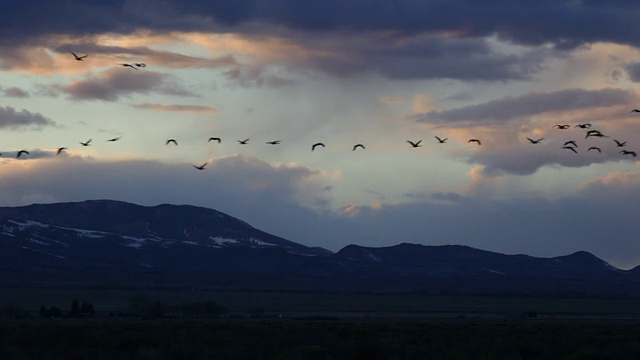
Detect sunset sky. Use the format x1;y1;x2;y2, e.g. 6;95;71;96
2;1;640;268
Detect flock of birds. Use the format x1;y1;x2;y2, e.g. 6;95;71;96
4;52;638;171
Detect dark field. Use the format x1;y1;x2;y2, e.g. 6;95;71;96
3;289;640;359
3;288;640;320
3;320;640;359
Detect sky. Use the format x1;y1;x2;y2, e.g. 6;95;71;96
1;1;640;268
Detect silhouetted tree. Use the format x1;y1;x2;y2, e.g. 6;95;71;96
80;301;95;315
70;300;80;317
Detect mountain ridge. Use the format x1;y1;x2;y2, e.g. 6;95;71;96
0;199;637;296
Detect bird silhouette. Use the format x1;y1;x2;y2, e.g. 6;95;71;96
468;139;481;145
553;124;570;129
70;52;88;61
107;136;121;142
406;140;422;148
134;63;146;68
165;139;178;145
434;136;448;144
527;137;544;144
208;137;221;143
620;150;637;157
312;143;325;151
585;131;608;139
587;146;601;153
352;144;365;151
575;123;592;129
613;139;627;147
266;140;281;145
119;63;137;70
563;140;578;148
16;150;29;158
631;109;640;113
562;146;578;154
79;139;92;146
193;162;208;170
56;147;67;155
237;139;250;145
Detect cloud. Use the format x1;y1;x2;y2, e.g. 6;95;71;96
416;88;636;127
0;106;56;130
132;103;220;113
2;1;639;49
623;62;640;82
51;68;195;101
1;87;29;98
221;64;296;87
54;42;238;69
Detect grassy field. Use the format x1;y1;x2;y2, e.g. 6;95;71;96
3;288;640;321
2;320;640;359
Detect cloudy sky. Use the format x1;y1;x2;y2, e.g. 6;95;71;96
2;1;640;268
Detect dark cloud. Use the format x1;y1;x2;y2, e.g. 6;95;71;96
2;1;640;49
0;106;56;130
416;88;636;126
2;2;639;81
1;87;29;98
298;34;548;81
51;68;194;101
222;64;297;87
467;137;638;176
623;62;640;82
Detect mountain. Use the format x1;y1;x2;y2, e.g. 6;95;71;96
0;200;639;296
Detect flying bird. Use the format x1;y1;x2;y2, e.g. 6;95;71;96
165;139;178;145
208;137;222;143
107;136;121;142
237;139;250;145
119;63;137;70
620;150;637;157
406;140;422;148
16;150;29;158
70;52;88;61
312;143;325;151
134;63;146;68
468;139;481;145
527;137;544;144
434;136;448;144
587;146;601;153
575;123;592;129
266;140;281;145
613;139;627;147
79;139;92;146
193;162;208;170
585;130;607;139
553;124;570;129
563;140;578;148
352;144;365;151
56;147;67;155
631;109;640;113
562;146;578;154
